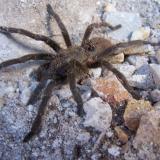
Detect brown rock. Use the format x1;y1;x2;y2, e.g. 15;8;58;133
115;126;128;144
133;110;160;159
124;99;153;131
91;73;131;105
134;109;160;146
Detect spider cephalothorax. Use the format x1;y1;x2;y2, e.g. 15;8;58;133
0;4;159;142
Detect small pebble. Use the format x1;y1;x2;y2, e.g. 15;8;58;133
124;99;152;131
105;3;116;12
76;132;90;144
27;105;34;112
83;97;112;132
150;89;160;102
106;130;113;138
114;63;136;77
127;55;149;68
150;64;160;87
89;67;102;78
131;27;151;40
108;145;120;157
115;126;128;144
128;64;154;89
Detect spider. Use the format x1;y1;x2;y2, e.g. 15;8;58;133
0;4;159;143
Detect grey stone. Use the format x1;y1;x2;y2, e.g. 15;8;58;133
113;63;136;77
108;145;121;157
113;0;160;29
64;108;77;118
127;55;149;68
103;11;142;41
76;132;90;144
27;104;34;112
150;89;160;102
55;86;72;100
154;0;160;4
150;64;160;87
149;55;159;64
0;0;160;159
60;99;74;109
83;97;112;132
128;64;155;89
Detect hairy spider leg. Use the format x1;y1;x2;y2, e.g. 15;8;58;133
102;61;142;99
67;60;89;116
47;4;72;48
68;72;84;116
98;40;160;59
23;80;57;142
26;80;48;106
27;61;53;105
81;22;121;46
0;53;54;70
88;60;141;100
0;26;61;52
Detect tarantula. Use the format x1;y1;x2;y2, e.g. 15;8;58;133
0;4;159;142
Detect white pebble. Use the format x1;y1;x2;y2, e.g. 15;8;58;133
83;97;112;132
131;27;151;40
108;146;120;157
90;67;102;78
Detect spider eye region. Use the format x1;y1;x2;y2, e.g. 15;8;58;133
83;41;95;52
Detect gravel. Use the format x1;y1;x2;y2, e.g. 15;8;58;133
0;0;160;159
